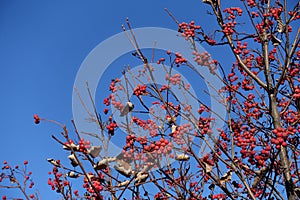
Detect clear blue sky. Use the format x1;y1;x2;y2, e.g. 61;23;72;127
0;0;240;198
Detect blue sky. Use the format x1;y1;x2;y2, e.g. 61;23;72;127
0;0;239;198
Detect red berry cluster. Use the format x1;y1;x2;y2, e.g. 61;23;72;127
293;86;300;99
123;134;136;154
222;20;237;36
228;72;238;83
103;97;110;106
197;117;214;135
271;127;295;149
212;194;226;200
106;116;117;136
247;0;256;8
251;11;259;18
223;8;243;19
198;104;209;114
252;187;265;198
132;116;147;129
83;172;105;198
183;103;191;112
281;109;299;125
193;51;218;74
159;84;169;92
73;189;79;197
165;73;181;85
170;124;192;145
109;78;120;92
156;57;165;64
270;7;282;20
231;122;264;166
204;35;216;45
178;21;201;40
79;138;91;153
278;97;289;109
109;94;124;112
175;52;187;64
133;84;147;96
48;166;64;191
233;41;248;55
241;76;255;91
33;114;40;124
202;153;215;166
255;19;274;36
145;138;172;156
136;136;148;146
222;7;242;36
154;192;168;200
103;108;109;114
268;48;277;61
288;63;299;78
218;128;230;142
132;117;158;137
254;145;271;167
243;97;263;120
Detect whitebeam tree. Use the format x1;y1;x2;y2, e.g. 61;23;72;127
1;0;300;200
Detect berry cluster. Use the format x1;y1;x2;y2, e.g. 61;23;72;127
175;52;187;64
156;57;165;64
48;166;67;192
268;47;277;61
293;86;300;99
247;0;256;8
288;63;299;77
159;84;169;92
251;11;259;18
223;7;243;19
270;7;283;20
133;84;147;96
281;109;300;125
106;116;117;136
197;117;214;135
166;73;181;85
204;35;216;45
144;138;173;155
178;21;201;40
132;117;158;137
218;128;230;142
243;98;263;120
109;78;120;92
222;20;237;36
170;124;193;145
33;114;40;124
83;172;105;198
222;7;242;36
271;127;295;149
233;41;249;56
78;138;91;153
193;51;218;74
110;93;124;111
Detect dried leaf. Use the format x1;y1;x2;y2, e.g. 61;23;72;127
88;146;102;158
117;180;130;187
175;154;190;161
220;170;232;184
